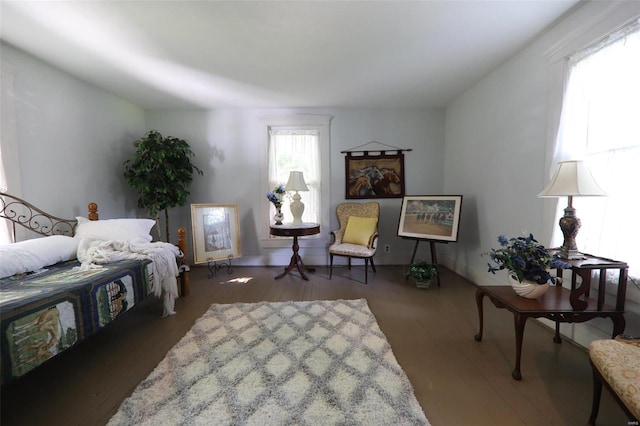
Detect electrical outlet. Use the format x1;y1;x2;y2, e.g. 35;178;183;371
384;244;390;253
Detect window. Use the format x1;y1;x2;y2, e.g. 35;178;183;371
268;128;320;224
260;114;331;245
551;18;640;279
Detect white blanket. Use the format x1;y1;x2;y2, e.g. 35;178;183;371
75;238;181;317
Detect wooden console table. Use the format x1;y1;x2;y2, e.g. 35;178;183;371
474;252;628;380
270;223;320;280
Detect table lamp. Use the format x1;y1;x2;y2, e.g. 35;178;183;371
538;160;606;259
285;171;309;225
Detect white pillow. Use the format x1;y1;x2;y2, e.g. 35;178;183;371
0;235;78;279
74;216;155;245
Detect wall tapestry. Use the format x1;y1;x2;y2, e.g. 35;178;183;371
345;152;405;199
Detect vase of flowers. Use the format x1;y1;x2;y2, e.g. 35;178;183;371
273;205;284;225
484;233;571;299
267;184;286;225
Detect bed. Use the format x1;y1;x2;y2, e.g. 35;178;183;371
0;192;190;384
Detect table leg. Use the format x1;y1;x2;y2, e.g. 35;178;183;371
611;314;626;338
512;313;527;381
554;321;562;344
474;289;485;342
275;236;310;280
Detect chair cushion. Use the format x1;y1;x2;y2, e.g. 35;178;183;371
330;243;376;257
589;339;640;419
342;216;377;246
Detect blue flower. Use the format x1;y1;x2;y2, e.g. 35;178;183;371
266;184;287;205
482;233;571;284
549;257;572;270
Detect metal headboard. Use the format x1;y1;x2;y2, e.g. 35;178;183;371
0;192;79;238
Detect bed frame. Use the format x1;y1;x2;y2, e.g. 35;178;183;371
1;192;193;383
0;192;190;295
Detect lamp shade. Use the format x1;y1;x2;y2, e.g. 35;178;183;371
285;171;309;192
538;160;606;197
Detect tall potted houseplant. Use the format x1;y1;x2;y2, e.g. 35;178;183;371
123;130;203;242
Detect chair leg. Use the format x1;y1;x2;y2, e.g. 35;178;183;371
369;256;376;273
348;258;351;270
364;258;368;284
589;362;603;425
329;254;334;279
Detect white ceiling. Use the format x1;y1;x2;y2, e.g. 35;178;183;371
1;1;581;109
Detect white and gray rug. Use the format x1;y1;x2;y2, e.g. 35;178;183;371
108;299;430;425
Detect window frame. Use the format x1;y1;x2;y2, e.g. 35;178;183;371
538;4;640;347
541;3;640;246
557;20;639;277
258;114;332;248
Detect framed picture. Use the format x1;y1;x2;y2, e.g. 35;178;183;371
397;195;463;242
190;203;242;264
345;153;405;199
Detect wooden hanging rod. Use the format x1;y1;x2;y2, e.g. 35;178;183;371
341;149;412;155
340;140;412;155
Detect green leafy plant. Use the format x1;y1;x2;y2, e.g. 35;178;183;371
123;130;203;242
408;261;438;283
484;233;571;284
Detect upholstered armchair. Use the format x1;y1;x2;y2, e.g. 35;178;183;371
329;202;380;284
588;335;640;424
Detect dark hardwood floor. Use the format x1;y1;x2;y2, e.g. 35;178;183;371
0;265;630;425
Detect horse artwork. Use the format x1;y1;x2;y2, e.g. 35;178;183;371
397;195;463;242
345;153;405;199
8;302;78;376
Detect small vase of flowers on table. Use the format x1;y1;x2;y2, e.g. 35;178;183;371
267;184;286;225
484;233;571;299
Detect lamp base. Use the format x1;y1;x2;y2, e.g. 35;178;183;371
290;192;304;226
558;205;584;260
557;248;585;260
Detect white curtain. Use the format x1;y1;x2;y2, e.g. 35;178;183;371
550;19;640;278
268;129;320;224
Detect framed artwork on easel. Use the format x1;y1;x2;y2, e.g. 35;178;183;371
190;203;242;264
397;195;463;242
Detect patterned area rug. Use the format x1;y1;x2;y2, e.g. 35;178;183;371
108;299;430;425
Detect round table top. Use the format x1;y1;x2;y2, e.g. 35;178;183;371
269;222;320;237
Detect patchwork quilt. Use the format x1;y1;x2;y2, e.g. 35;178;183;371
0;259;153;383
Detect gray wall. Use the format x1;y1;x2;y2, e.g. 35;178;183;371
3;43;445;265
2;42;146;220
144;107;445;266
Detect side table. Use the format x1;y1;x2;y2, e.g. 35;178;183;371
270;223;320;280
474;252;628;380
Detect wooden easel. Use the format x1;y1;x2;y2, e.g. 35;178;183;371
405;238;447;287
